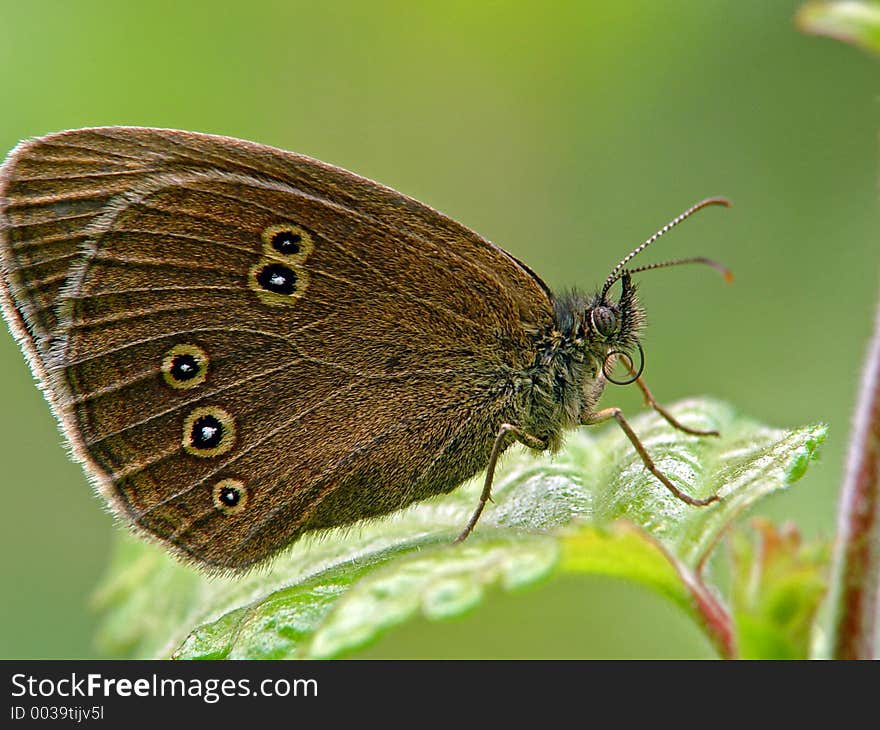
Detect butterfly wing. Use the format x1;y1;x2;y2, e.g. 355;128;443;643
0;127;554;570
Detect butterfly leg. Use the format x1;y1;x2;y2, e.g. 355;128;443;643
633;375;719;437
585;407;720;506
617;353;719;437
454;423;547;543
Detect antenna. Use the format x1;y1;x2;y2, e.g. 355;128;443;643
600;197;731;300
626;256;733;283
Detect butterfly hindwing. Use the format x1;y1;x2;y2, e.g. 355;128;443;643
0;127;555;569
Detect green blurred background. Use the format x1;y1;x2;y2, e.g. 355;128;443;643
0;0;877;659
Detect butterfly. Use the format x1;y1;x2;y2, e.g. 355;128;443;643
0;127;729;571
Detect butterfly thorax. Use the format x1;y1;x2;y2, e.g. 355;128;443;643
510;285;645;450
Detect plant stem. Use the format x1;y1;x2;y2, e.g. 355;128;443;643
830;296;880;659
647;530;736;659
678;565;736;660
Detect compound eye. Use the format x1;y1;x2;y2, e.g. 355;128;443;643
591;306;618;339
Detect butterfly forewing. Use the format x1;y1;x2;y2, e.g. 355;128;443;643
0;127;554;569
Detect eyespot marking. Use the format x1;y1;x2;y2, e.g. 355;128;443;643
161;343;208;389
213;478;248;515
248;260;309;306
257;263;297;294
273;230;300;254
262;223;314;260
183;406;236;457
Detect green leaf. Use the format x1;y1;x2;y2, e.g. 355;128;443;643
797;1;880;55
92;398;825;659
729;519;831;660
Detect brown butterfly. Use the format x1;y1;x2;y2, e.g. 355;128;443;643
0;127;729;572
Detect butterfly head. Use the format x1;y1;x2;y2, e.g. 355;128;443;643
588;269;641;344
562;197;732;385
551;275;642;358
560;270;643;385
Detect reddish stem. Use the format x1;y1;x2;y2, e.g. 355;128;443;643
831;297;880;659
641;526;736;658
677;564;737;659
